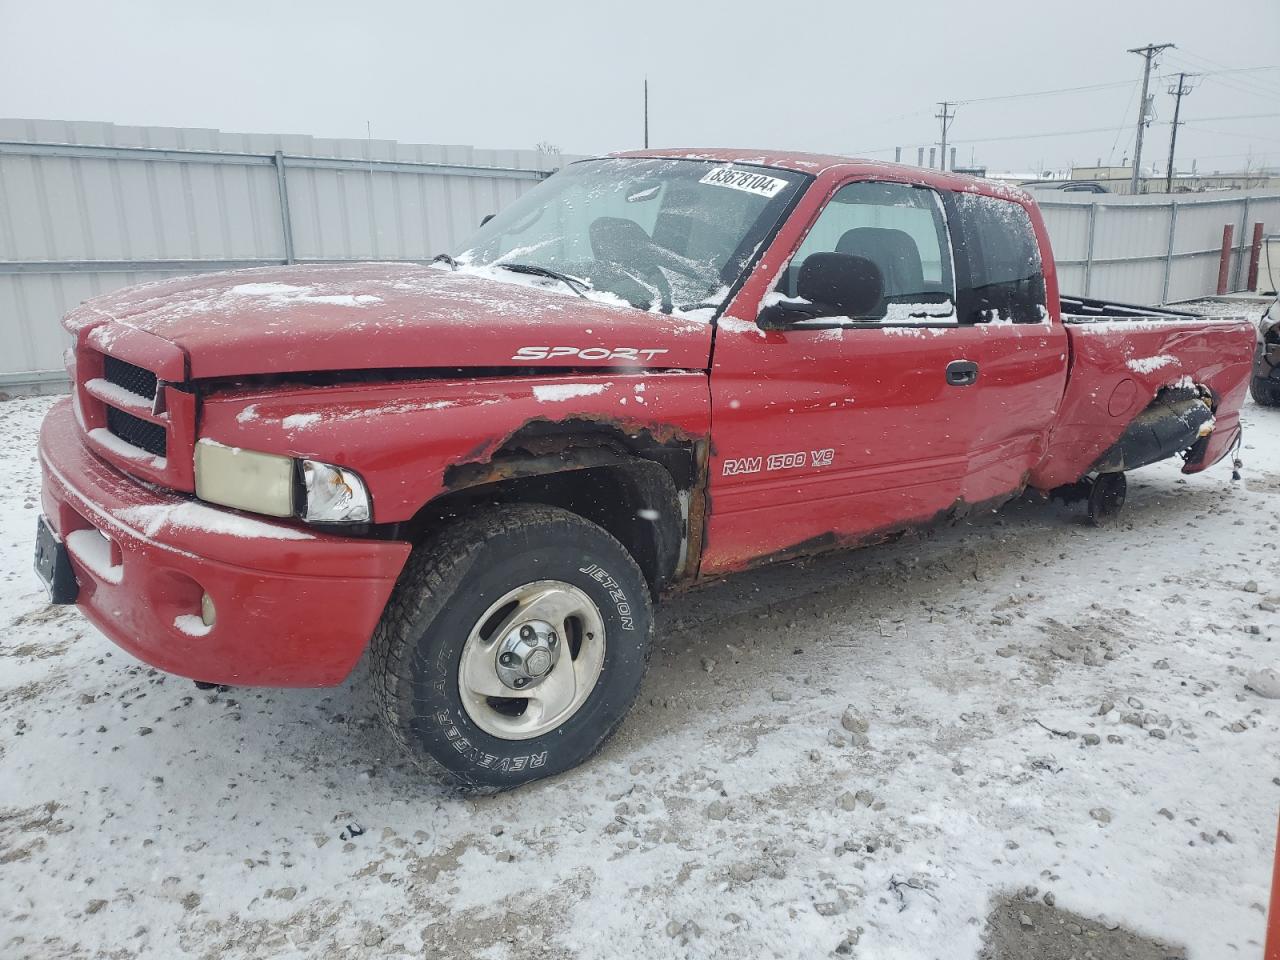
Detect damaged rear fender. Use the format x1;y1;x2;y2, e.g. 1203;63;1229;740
1090;383;1215;475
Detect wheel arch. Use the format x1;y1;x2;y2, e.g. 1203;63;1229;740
408;418;706;593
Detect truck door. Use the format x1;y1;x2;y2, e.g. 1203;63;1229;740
939;190;1068;507
702;178;991;574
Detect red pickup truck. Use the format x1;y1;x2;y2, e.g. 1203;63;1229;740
35;150;1256;787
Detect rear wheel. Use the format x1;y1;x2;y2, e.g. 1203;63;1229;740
371;504;653;789
1087;472;1127;527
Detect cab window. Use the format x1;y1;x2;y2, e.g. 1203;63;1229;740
945;192;1047;323
781;180;955;323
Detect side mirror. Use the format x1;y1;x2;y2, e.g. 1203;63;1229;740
480;214;496;227
796;253;884;317
756;253;884;329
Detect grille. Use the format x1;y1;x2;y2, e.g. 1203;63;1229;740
106;406;167;458
103;354;158;401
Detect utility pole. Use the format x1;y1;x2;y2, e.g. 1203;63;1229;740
1165;71;1194;193
1127;43;1174;194
643;77;649;149
935;101;956;172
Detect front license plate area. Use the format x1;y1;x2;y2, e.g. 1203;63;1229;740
34;516;79;604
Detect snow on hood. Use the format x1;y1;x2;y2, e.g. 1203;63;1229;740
64;262;712;380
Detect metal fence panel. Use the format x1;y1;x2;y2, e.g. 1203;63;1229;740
3;119;1278;389
1036;189;1280;305
0;120;573;384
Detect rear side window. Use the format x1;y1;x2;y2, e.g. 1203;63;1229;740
946;192;1047;324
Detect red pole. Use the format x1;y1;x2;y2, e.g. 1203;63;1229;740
1247;222;1265;292
1217;224;1235;295
1267;812;1280;960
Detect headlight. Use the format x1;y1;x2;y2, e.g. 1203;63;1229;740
194;440;371;523
301;460;370;523
195;440;295;517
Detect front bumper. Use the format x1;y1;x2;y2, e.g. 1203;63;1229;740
38;399;411;686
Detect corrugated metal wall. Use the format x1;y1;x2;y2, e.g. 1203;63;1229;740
1036;189;1280;305
0;119;575;390
2;120;1277;391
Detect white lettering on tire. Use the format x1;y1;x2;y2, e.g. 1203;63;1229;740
579;563;635;630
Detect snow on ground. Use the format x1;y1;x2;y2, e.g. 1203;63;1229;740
1;395;1277;960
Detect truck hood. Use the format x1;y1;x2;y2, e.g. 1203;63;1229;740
65;262;714;380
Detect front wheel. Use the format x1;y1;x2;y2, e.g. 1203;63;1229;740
371;504;653;789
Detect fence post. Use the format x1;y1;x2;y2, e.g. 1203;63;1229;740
1216;224;1234;296
1161;201;1178;304
273;151;296;265
1083;203;1097;297
1247;222;1265;292
1232;196;1251;292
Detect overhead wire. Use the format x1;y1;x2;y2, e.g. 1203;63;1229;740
1165;50;1280;97
850;57;1276;169
1108;80;1141;165
954;78;1139;106
1164;53;1280;102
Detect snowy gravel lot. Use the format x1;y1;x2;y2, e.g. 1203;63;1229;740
2;393;1277;960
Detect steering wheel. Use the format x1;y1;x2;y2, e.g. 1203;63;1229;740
589;260;674;313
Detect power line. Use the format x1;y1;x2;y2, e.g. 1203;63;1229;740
955;78;1137;106
1187;70;1280;104
1181;112;1280;123
1184;125;1280;145
946;64;1280;110
1128;43;1175;192
1183;149;1276;163
1165;52;1280;102
856;122;1132;155
1108;80;1142;165
1168;50;1280;97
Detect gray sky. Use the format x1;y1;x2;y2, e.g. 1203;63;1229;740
2;0;1277;175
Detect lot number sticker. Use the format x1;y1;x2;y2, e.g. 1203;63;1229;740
699;167;789;198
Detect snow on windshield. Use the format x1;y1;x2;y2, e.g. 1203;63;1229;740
454;158;805;321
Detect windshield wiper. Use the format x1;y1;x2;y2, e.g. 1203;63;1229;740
495;263;590;299
431;253;459;271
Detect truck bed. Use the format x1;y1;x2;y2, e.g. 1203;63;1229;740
1027;295;1257;490
1059;294;1200;321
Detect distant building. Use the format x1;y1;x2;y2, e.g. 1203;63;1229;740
1021;164;1280;195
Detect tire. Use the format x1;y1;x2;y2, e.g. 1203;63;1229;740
371;504;653;790
1087;472;1126;527
1251;377;1280;407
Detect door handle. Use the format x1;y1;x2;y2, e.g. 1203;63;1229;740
946;359;979;386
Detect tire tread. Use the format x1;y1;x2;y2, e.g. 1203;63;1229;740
369;503;651;788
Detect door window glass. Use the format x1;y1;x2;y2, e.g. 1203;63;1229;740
783;181;955;322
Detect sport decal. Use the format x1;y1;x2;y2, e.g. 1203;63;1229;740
513;346;668;362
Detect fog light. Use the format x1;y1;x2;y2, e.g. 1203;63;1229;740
200;592;217;628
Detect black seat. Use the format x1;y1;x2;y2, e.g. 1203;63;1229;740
835;227;924;297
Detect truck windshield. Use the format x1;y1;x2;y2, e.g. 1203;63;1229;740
456;158;807;317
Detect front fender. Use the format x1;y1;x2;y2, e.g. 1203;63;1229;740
197;372;711;524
